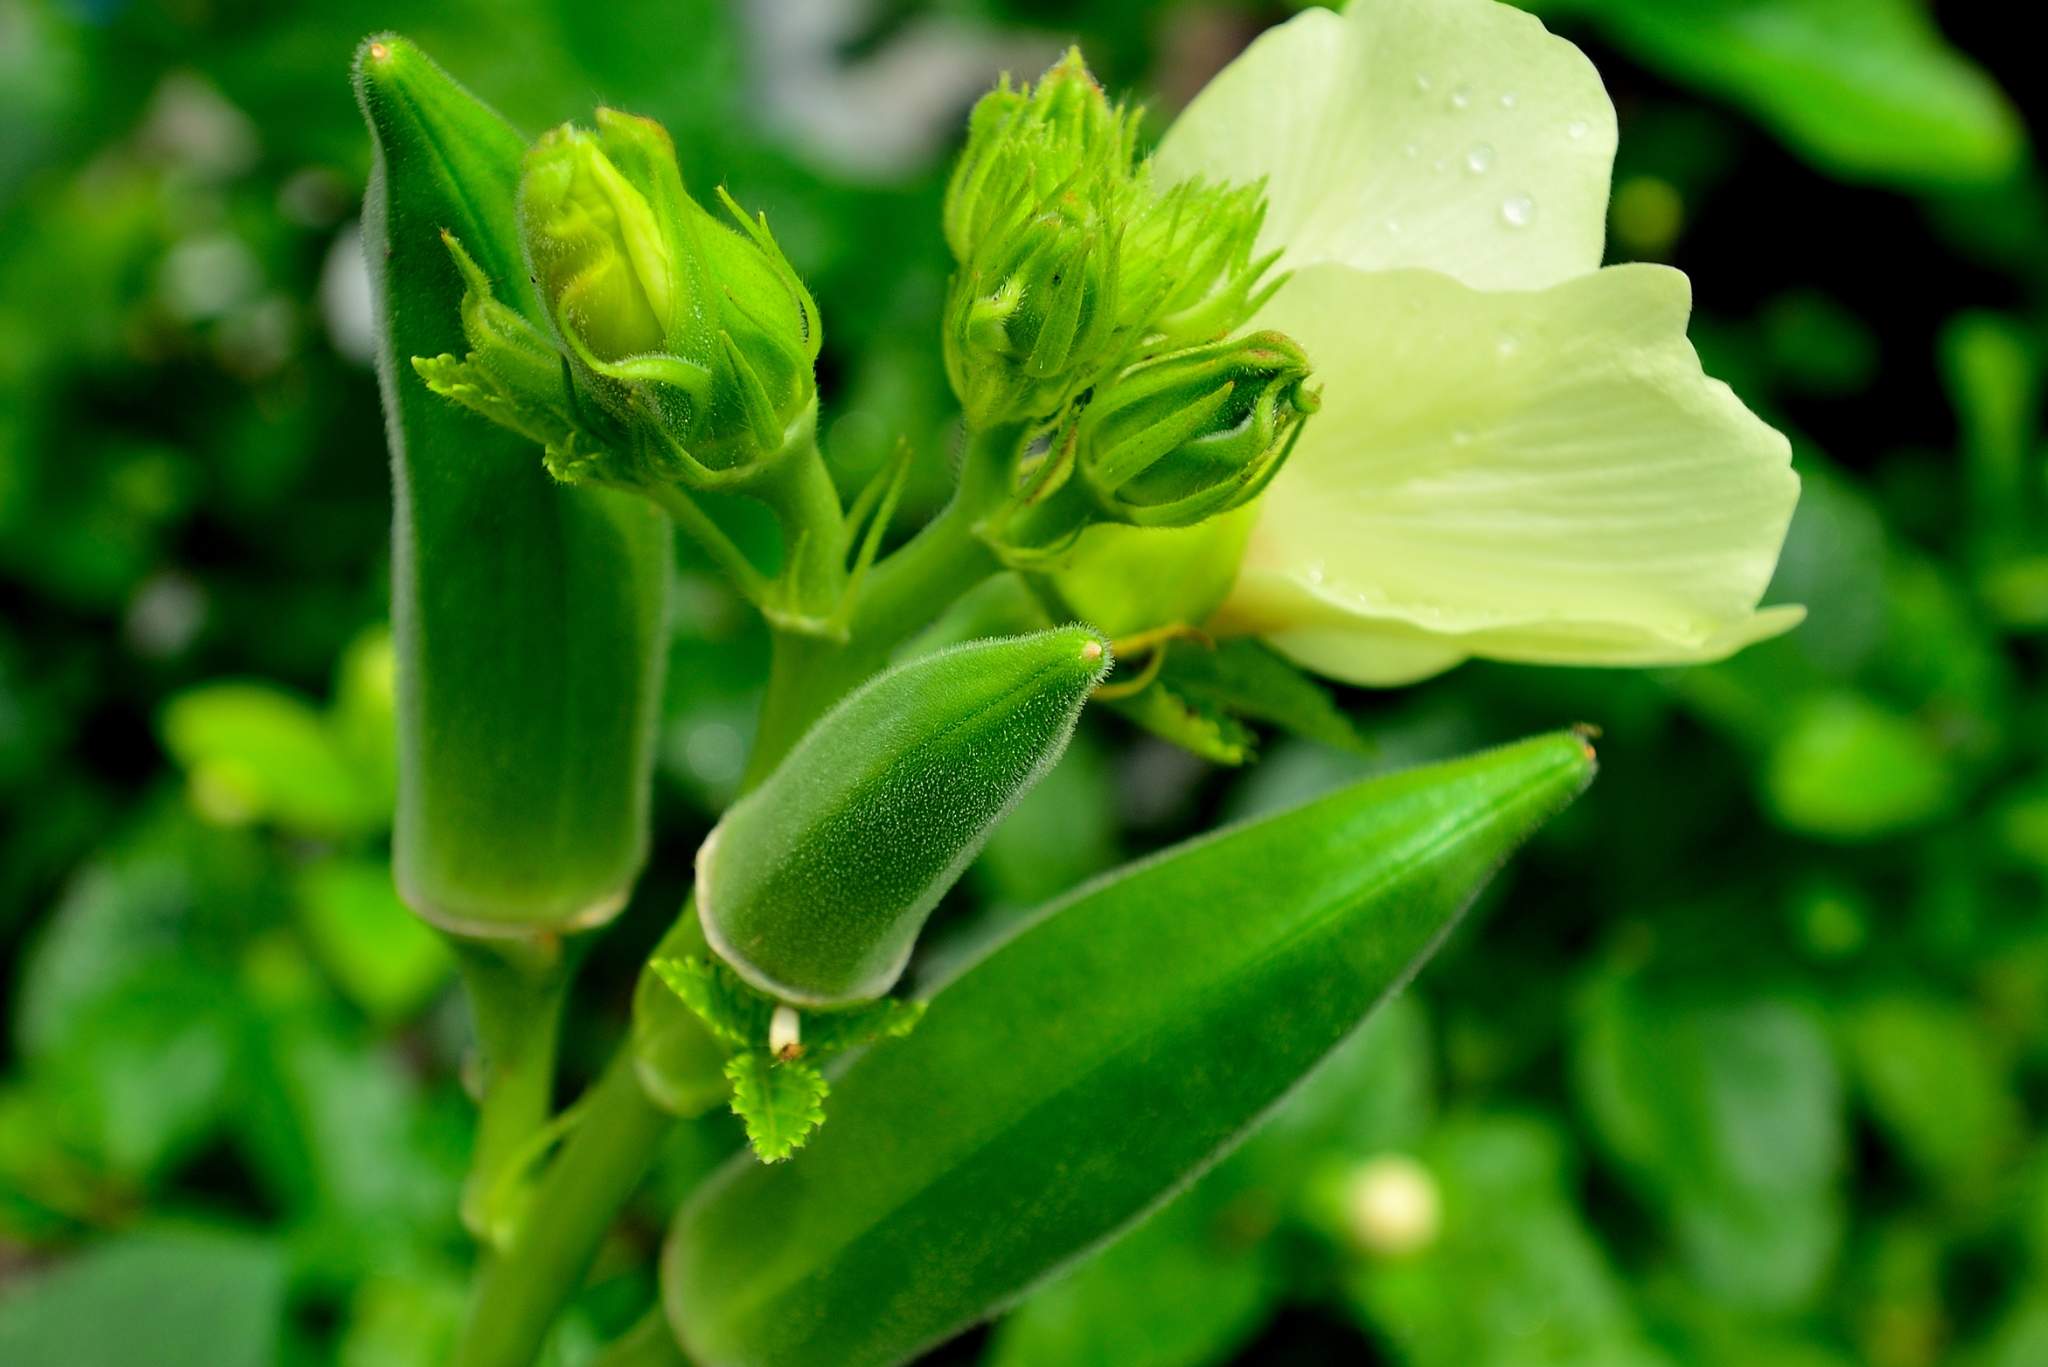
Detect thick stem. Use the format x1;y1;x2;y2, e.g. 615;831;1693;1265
453;1051;675;1367
742;423;1019;787
451;936;574;1248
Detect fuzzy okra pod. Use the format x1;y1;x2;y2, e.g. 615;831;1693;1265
665;732;1597;1367
697;626;1112;1009
355;37;670;935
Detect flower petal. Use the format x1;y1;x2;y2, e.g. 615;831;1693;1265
1215;261;1801;685
1156;0;1616;291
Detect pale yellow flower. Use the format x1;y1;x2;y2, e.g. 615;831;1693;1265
1065;0;1801;685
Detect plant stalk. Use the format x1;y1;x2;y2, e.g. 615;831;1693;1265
455;419;1022;1364
454;1050;675;1367
451;935;575;1248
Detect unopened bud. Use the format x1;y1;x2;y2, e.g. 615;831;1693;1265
518;108;820;485
943;50;1138;427
1081;331;1316;526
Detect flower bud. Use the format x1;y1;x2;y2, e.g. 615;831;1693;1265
1077;331;1318;526
519;108;820;486
942;50;1138;427
697;627;1111;1008
1120;176;1283;353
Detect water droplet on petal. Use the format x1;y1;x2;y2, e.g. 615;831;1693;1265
1414;73;1433;94
1499;91;1518;110
1401;141;1420;159
1500;194;1536;228
1384;217;1402;235
1464;142;1494;174
1567;120;1589;141
1497;332;1522;359
1305;559;1327;586
1449;85;1471;111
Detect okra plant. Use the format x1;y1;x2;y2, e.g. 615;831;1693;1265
353;1;1797;1362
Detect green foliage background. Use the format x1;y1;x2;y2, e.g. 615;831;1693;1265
1;1;2043;1363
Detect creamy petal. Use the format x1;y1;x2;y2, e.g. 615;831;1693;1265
1156;0;1616;290
1216;261;1801;685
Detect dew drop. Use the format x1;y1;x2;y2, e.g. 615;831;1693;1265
1414;72;1433;94
1496;332;1522;359
1464;142;1494;174
1449;85;1471;111
1432;157;1448;175
1500;194;1536;228
1384;217;1402;235
1305;559;1328;586
1499;91;1518;110
1401;140;1420;159
1567;120;1589;141
1451;428;1474;447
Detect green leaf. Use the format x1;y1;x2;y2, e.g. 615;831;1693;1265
355;35;671;935
652;956;774;1051
1764;693;1954;840
1345;1115;1667;1367
1105;678;1256;765
662;732;1595;1367
986;1180;1279;1367
0;1228;286;1367
295;857;452;1022
1157;639;1369;757
799;998;927;1057
161;682;385;837
725;1054;829;1164
1847;994;2019;1193
1573;978;1844;1310
653;952;926;1160
1546;0;2025;187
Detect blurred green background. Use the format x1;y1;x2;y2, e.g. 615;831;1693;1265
1;1;2044;1363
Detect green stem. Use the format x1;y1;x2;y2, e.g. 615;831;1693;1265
451;936;574;1248
588;1307;691;1367
743;422;1020;786
454;1051;675;1367
643;482;774;607
747;422;846;620
452;420;1023;1363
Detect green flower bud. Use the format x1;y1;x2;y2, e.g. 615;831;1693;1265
946;192;1123;428
1120;177;1283;352
697;627;1112;1008
942;50;1139;427
1078;330;1318;526
987;331;1316;561
518;108;821;486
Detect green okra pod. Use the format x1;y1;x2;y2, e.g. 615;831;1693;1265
698;626;1112;1007
355;36;670;935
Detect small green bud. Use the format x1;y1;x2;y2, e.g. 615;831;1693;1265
518;108;821;486
1078;331;1317;526
1120;177;1284;352
697;627;1112;1008
987;331;1316;561
942;51;1139;427
942;48;1133;267
941;49;1288;431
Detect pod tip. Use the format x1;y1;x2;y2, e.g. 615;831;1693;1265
1080;638;1104;664
1569;721;1602;764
